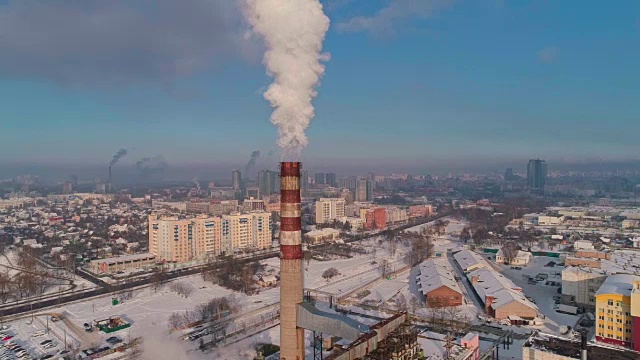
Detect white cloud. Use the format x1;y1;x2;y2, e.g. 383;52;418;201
336;0;454;35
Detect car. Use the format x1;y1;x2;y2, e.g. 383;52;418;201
40;355;54;359
0;336;10;341
57;350;69;355
40;340;52;346
83;323;93;332
15;350;27;357
43;343;56;349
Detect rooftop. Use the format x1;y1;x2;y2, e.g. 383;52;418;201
524;332;639;360
595;274;640;297
90;253;156;265
416;259;461;295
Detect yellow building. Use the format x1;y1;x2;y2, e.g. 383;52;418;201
594;274;640;348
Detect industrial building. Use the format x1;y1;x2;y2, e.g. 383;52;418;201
453;250;538;320
416;259;463;307
89;253;156;274
523;332;639;360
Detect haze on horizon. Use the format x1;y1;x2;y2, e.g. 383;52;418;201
1;0;639;173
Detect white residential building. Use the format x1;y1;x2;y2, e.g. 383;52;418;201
561;266;607;309
495;249;533;266
315;198;346;224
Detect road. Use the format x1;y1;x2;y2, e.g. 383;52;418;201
2;213;451;318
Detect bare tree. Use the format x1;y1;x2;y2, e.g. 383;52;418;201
501;241;519;264
151;265;167;292
169;282;193;298
395;293;409;312
379;259;391;279
322;267;339;281
388;240;398;258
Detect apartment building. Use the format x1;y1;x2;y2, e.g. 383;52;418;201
385;207;408;225
315;198;346;224
148;214;222;263
595;274;640;348
221;212;271;254
148;211;271;262
561;266;608;309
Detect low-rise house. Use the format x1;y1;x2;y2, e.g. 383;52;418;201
495;249;533;266
89;253;156;274
303;228;341;244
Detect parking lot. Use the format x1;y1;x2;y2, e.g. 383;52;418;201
0;315;76;360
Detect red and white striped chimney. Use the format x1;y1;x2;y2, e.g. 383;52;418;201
279;162;304;360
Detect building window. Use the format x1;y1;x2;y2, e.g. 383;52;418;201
608;300;613;306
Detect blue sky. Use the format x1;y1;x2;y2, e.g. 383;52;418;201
1;0;639;170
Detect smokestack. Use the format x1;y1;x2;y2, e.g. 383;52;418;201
580;331;587;360
279;162;304;360
108;166;112;193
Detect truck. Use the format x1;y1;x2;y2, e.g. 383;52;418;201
556;304;579;315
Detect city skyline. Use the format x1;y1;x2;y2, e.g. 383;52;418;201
1;0;639;167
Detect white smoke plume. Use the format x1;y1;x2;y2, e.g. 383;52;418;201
242;0;330;160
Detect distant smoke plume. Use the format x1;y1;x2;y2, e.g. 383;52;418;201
243;0;330;159
136;156;168;176
110;148;128;167
192;176;201;191
244;150;261;174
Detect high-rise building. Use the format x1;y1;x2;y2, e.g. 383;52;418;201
315;172;325;185
355;178;373;202
300;171;309;195
148;214;222;262
338;176;358;192
232;169;242;191
325;172;337;187
221;212;271;254
62;181;73;194
504;168;513;181
527;159;547;190
148;211;271;261
246;187;260;199
258;170;278;196
315;198;346;224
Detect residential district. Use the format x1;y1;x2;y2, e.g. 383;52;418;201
0;160;640;360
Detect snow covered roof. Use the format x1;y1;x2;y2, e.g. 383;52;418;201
468;267;537;311
495;249;532;259
416;259;461;296
90;253;155;265
453;250;485;271
595;274;640;297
